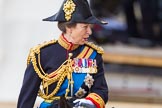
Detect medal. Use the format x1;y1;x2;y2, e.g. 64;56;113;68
73;58;97;74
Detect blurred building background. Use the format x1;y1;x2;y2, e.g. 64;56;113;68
0;0;162;108
0;0;62;106
89;0;162;107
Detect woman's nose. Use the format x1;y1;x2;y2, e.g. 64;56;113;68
87;26;92;35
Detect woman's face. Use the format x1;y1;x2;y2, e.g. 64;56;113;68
69;23;92;45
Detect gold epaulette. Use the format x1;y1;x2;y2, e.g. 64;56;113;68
27;39;57;65
85;42;104;54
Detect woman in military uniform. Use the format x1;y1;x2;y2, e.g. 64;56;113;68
17;0;108;108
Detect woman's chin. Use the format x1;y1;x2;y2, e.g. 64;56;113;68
76;39;88;45
82;40;88;44
78;42;86;45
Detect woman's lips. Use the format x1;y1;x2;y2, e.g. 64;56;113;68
84;38;88;41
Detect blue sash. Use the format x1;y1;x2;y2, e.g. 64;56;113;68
39;45;97;108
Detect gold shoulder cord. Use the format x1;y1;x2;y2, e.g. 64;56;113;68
27;40;74;100
27;40;57;66
85;42;104;54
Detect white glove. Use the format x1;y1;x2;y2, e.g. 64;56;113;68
73;98;96;108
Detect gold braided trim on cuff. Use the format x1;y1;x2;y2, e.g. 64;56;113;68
86;93;105;108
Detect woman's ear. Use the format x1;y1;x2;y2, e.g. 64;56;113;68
66;27;72;34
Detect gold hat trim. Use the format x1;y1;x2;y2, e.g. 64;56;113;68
63;0;76;21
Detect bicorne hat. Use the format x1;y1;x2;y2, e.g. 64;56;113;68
43;0;107;24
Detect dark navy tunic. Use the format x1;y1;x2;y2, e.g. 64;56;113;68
17;35;108;108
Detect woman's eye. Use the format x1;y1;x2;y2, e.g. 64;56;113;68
83;26;87;28
81;24;91;29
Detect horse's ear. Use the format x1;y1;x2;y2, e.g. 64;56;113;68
59;95;73;108
59;96;66;108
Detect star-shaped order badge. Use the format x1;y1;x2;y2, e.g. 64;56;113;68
75;87;87;98
84;74;94;89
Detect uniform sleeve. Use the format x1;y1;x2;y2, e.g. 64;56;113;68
86;54;109;108
17;63;41;108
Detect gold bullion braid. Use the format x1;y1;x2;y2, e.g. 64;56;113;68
27;39;57;65
38;71;68;99
85;42;104;54
38;55;73;99
31;51;50;81
38;53;47;75
28;39;74;100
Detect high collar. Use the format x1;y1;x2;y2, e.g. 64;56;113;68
58;34;79;51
